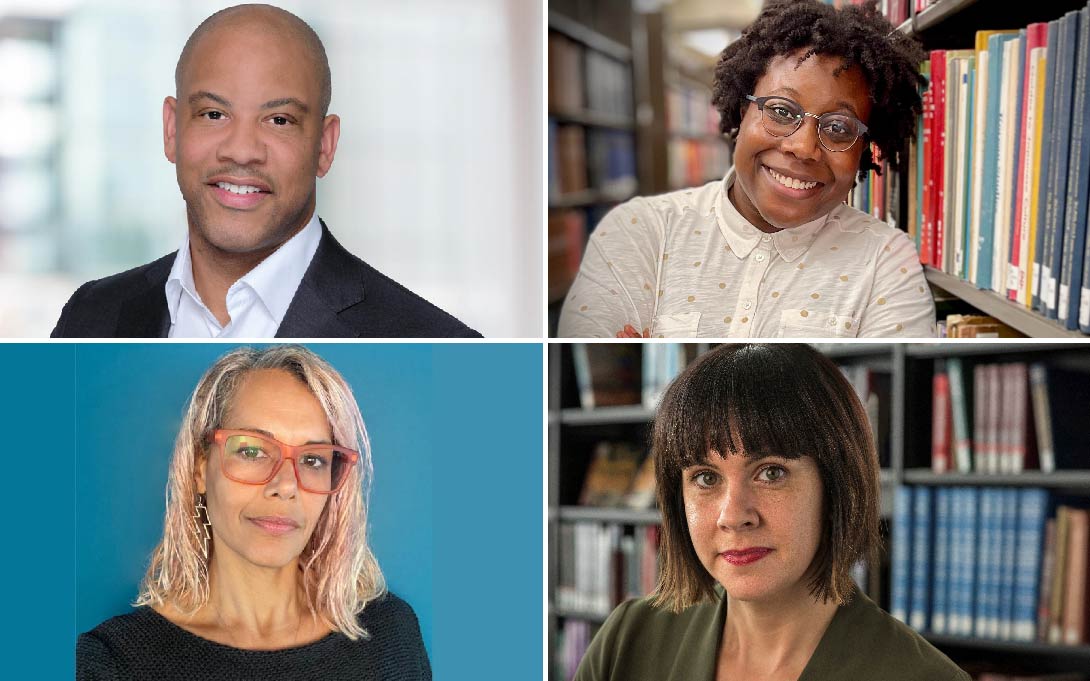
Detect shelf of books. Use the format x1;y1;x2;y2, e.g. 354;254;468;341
548;9;639;307
550;342;1090;680
884;0;1090;337
549;342;900;680
664;57;732;191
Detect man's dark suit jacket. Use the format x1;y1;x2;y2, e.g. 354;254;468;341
51;223;481;338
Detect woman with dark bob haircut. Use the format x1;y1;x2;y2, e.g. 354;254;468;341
575;344;968;680
558;0;936;339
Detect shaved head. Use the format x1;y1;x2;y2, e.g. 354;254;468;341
175;4;332;117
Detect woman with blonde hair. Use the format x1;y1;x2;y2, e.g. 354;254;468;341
77;345;430;680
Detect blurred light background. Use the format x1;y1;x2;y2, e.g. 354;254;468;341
0;0;542;337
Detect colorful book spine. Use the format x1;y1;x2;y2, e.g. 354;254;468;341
975;488;996;637
931;487;953;634
1033;20;1061;312
932;365;951;473
998;488;1019;639
1014;488;1049;642
1059;7;1090;329
947;358;972;472
1045;11;1082;319
958;487;981;636
977;33;1021;289
891;485;914;624
910;486;933;632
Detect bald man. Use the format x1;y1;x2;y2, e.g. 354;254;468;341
52;4;480;338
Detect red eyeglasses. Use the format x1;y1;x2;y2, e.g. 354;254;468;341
212;429;359;494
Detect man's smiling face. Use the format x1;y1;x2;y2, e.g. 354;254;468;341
163;10;338;259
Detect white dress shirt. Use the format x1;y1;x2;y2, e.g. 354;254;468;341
165;213;322;338
558;167;937;338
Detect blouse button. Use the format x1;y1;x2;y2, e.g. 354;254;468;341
755;253;765;262
743;301;752;310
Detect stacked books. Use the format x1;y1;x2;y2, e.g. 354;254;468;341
891;486;1090;645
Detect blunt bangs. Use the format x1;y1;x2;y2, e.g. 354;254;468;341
656;344;863;469
651;343;880;613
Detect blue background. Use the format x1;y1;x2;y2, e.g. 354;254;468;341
2;343;542;678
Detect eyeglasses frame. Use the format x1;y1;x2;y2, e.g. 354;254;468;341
211;428;360;495
744;94;869;152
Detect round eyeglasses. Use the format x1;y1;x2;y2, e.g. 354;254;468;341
212;429;359;494
745;94;868;152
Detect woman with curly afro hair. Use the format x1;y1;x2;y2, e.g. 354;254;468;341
573;343;969;681
558;0;937;339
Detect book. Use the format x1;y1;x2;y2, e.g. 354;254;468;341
1010;26;1046;298
1062;507;1089;644
977;33;1022;288
623;453;656;510
1038;518;1058;642
891;485;914;625
994;34;1024;294
947;357;972;472
1014;488;1049;641
579;442;643;507
1044;11;1082;319
1033;20;1062;312
1049;506;1071;643
931;363;951;473
1028;362;1090;471
931;487;953;634
945;314;1021;337
1059;7;1090;329
910;486;933;632
572;344;642;409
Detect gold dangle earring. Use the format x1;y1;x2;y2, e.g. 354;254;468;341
192;493;212;561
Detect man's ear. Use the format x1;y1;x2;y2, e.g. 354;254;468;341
316;114;340;178
163;96;178;164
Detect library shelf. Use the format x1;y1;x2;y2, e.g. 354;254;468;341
904;342;1081;357
923;633;1090;661
925;268;1087;338
895;0;983;36
548;10;631;62
549;110;636;131
903;469;1090;489
556;506;661;525
549;188;636;210
550;604;610;625
558;405;654;425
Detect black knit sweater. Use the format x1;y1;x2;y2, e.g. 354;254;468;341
76;592;431;680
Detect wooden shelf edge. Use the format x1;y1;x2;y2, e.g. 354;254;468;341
924;267;1087;338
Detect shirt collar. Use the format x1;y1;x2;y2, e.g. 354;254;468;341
164;211;323;327
712;165;835;262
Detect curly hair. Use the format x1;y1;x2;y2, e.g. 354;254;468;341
712;0;927;179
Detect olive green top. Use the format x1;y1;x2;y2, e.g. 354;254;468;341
574;587;970;681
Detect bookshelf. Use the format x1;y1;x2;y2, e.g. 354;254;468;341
887;0;1090;337
548;5;639;310
549;342;1090;679
547;2;736;332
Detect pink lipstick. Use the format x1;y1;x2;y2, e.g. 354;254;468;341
720;548;773;566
